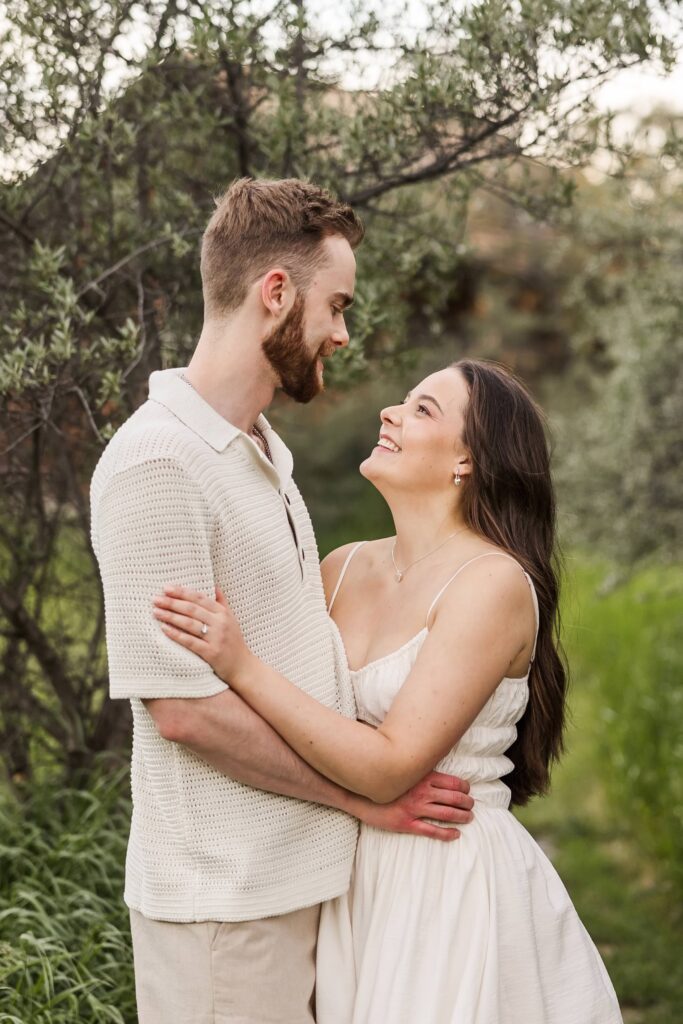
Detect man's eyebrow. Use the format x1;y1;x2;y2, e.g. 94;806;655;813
404;391;444;414
332;291;354;309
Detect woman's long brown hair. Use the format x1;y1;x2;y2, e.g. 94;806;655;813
452;359;567;806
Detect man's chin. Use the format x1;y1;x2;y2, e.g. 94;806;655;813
281;371;323;404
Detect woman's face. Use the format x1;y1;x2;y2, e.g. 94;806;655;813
360;367;471;496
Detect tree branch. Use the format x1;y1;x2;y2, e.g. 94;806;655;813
76;228;202;299
0;209;35;247
343;105;525;205
0;585;82;729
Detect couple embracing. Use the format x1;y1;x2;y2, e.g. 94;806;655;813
91;177;622;1023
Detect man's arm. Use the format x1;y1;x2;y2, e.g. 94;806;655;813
145;689;473;840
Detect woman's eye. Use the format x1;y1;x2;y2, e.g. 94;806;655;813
399;398;428;414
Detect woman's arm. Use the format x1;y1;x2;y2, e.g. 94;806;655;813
153;560;533;804
145;688;471;839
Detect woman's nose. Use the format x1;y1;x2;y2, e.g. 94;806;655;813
380;404;401;425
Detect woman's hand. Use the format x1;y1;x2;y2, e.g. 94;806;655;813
152;585;253;684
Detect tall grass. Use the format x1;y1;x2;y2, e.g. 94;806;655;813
0;766;135;1023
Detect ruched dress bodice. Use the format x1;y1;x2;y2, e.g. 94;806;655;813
352;626;528;809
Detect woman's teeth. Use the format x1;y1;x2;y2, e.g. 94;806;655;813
377;438;401;452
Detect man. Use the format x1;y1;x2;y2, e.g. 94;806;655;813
90;177;473;1023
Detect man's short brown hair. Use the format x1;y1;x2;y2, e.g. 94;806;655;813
200;177;364;316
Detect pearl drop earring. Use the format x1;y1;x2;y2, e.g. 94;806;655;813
454;468;461;486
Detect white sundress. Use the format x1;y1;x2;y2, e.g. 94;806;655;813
316;545;623;1024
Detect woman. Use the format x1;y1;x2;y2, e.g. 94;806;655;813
152;359;623;1023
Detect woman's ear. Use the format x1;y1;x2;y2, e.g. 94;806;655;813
452;455;472;480
452;454;472;488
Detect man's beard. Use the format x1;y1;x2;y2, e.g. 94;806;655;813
262;292;325;404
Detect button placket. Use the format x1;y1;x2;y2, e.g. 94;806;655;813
281;489;305;581
242;439;304;583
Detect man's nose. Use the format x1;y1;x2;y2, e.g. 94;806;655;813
331;319;349;348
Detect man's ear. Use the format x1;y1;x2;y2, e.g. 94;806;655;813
261;269;291;317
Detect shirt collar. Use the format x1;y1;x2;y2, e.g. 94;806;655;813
253;414;294;490
148;367;293;489
149;367;240;452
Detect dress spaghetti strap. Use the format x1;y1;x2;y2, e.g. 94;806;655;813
425;551;540;662
526;575;540;662
328;541;367;613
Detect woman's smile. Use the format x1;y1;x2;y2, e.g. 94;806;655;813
375;434;402;453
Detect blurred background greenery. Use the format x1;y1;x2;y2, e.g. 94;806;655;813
1;1;682;1020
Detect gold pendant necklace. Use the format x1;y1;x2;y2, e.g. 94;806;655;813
391;528;467;583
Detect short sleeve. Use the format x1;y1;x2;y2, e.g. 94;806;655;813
93;458;229;700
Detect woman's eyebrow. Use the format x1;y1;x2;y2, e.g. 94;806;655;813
404;391;444;413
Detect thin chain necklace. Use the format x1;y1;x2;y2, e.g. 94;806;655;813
251;423;273;462
391;528;468;583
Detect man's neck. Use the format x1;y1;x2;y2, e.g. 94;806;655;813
184;324;277;433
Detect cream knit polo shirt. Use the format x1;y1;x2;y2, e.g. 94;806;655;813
90;367;358;922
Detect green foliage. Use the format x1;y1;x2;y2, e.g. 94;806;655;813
1;0;675;397
562;557;683;896
517;559;683;1020
550;117;683;564
0;513;125;783
2;0;672;778
0;766;134;1023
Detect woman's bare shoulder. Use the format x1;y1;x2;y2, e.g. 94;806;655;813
429;546;535;661
438;544;530;603
320;538;390;604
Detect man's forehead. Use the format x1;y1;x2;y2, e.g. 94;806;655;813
318;235;356;278
313;261;356;300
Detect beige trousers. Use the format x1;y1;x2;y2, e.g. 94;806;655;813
129;903;321;1024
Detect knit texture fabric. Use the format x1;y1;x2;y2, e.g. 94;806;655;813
90;368;358;922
